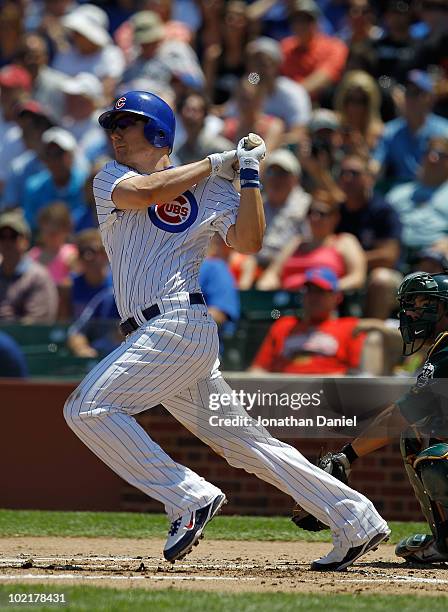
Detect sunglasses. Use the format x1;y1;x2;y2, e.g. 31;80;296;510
80;246;105;258
426;148;448;160
344;95;368;105
308;208;333;219
422;1;448;11
339;168;363;178
0;229;20;241
107;115;147;132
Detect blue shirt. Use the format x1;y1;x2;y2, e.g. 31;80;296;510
71;273;113;319
69;287;120;356
1;151;45;210
0;331;28;377
373;113;448;183
386;180;448;251
23;163;89;231
199;258;240;341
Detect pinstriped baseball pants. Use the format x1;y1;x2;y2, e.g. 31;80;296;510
64;304;388;547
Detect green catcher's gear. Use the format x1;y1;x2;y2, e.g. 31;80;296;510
395;533;448;563
400;435;448;554
398;271;448;355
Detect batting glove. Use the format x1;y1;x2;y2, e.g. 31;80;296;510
237;135;266;189
207;150;237;180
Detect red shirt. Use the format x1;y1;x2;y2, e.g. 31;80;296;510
252;316;365;375
280;33;348;85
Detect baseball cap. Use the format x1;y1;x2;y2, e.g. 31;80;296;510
0;64;32;91
246;37;283;64
0;210;31;238
416;249;448;268
406;70;433;94
62;72;103;99
291;0;321;18
305;267;339;291
42;127;77;153
387;0;411;13
132;11;165;45
63;6;111;47
16;100;55;125
265;149;301;177
309;109;340;133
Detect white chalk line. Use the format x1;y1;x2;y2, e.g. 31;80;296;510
0;574;447;586
0;574;256;582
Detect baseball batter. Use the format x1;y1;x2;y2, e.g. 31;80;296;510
64;91;389;570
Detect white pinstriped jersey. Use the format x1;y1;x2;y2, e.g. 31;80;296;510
93;161;239;320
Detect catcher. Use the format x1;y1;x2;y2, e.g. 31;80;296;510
293;270;448;564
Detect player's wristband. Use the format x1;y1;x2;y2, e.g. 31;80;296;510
240;166;260;190
207;153;223;176
341;443;358;464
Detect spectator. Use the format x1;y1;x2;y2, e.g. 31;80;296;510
0;210;58;323
240;149;311;289
23;127;89;232
121;10;203;92
175;92;234;165
15;32;68;122
333;70;384;151
337;153;401;271
0;64;32;193
337;152;403;318
67;286;120;358
52;4;125;101
1;101;54;211
200;235;240;346
371;70;448;184
409;1;448;118
250;267;367;375
385;136;448;260
28;202;77;288
221;78;284;151
257;188;366;292
281;0;348;99
371;0;416;82
202;0;249;105
0;331;28;377
244;36;312;144
67;228;112;319
0;2;24;68
61;72;107;160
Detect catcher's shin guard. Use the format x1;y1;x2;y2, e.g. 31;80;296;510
401;433;448;553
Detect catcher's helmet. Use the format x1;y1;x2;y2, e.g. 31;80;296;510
398;271;448;355
98;91;175;152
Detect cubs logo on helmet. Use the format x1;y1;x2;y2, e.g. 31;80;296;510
148;191;198;233
115;97;126;109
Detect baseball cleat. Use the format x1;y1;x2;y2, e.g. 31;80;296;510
310;528;390;571
395;533;448;564
163;493;227;562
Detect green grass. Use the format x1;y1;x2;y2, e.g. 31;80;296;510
0;509;427;545
0;586;446;612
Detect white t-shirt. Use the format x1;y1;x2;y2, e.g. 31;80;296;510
52;44;125;80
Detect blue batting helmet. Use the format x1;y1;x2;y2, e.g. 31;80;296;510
98;91;176;152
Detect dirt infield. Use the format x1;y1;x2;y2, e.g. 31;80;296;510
0;537;447;596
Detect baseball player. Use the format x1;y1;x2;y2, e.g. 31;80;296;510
293;271;448;564
64;90;389;569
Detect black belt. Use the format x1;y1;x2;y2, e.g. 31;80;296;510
119;292;206;336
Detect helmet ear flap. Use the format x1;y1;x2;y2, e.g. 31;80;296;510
143;119;172;152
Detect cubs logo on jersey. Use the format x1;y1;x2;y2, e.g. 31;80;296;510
148;191;198;233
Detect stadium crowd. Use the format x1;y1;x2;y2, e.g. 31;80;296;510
0;0;448;378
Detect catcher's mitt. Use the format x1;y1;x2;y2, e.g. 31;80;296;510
291;452;351;531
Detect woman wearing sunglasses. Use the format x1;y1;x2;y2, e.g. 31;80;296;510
257;188;366;291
